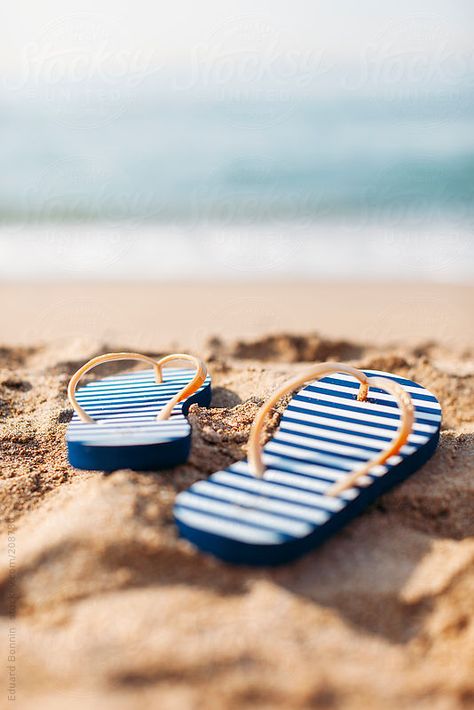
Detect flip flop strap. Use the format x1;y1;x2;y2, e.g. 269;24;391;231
246;363;414;496
68;352;207;424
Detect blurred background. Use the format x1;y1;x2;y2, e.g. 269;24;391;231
1;0;473;283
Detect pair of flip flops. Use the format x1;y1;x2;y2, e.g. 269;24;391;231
67;353;441;566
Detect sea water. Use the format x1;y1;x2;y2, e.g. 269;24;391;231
1;92;473;280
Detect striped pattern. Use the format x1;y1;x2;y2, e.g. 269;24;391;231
67;368;212;447
174;370;441;552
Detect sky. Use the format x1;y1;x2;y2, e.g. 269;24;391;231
1;0;473;93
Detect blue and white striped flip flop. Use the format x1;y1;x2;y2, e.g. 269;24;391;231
67;352;211;471
174;362;441;566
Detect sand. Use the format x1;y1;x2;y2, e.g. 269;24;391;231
0;281;473;709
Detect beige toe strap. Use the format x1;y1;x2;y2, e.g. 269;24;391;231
155;353;207;421
68;352;207;424
247;362;414;496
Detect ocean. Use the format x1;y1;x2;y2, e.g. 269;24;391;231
1;91;473;280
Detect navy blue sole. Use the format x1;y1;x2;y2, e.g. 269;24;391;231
175;430;439;566
68;382;212;472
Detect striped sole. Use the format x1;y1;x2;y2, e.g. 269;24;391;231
174;370;441;565
66;368;212;471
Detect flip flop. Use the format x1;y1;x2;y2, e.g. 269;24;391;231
174;363;441;566
66;352;211;471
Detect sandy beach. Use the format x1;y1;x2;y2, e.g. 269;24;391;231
0;280;473;709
